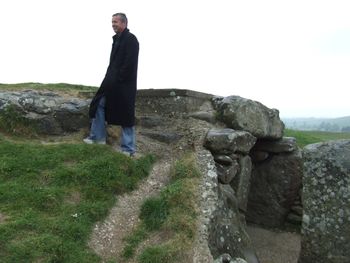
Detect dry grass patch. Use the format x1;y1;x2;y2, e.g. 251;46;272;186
0;212;9;224
64;191;82;205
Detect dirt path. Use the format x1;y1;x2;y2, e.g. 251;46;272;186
247;225;301;263
88;156;173;261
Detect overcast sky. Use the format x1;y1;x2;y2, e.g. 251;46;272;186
0;0;349;118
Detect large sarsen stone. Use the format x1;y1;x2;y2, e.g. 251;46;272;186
213;96;284;140
299;139;350;263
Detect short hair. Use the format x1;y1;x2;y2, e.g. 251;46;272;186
113;13;128;26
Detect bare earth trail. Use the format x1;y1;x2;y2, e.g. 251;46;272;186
247;225;301;263
88;134;175;262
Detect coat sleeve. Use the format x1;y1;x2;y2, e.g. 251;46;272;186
118;34;139;82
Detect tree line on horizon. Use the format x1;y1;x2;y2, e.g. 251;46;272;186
282;116;350;132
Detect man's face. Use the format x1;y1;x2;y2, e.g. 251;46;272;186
112;16;126;33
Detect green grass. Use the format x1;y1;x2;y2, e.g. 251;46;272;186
138;244;178;263
0;136;155;263
284;128;350;147
122;153;200;263
0;82;97;92
140;196;169;231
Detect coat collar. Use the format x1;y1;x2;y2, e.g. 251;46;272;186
113;28;129;42
110;29;129;62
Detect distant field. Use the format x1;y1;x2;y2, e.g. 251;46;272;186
282;116;350;132
284;129;350;147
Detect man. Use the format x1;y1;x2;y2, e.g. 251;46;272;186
84;13;139;157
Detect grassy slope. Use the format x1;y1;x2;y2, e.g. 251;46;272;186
0;136;155;263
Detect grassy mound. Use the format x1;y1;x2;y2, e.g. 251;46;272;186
0;136;155;262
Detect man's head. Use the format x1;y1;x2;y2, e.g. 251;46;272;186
112;13;128;34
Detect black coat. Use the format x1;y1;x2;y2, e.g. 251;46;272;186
89;29;139;127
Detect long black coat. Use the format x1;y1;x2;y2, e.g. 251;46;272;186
89;29;139;127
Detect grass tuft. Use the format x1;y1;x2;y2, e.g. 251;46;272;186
170;153;200;181
140;197;169;231
138;244;177;263
122;226;148;259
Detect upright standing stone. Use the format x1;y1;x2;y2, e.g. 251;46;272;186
299;140;350;263
247;150;303;228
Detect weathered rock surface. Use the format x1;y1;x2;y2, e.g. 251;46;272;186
213;254;248;263
247;149;303;228
204;128;257;155
196;149;260;263
252;137;297;153
203;127;260;262
139;130;183;144
135;89;213;115
216;160;240;184
230;156;253;213
194;149;219;263
0;90;90;134
208;184;258;261
299;139;350;263
213;96;284;140
189;111;217;124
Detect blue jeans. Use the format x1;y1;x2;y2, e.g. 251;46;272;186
120;126;135;154
89;96;107;142
89;96;136;153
